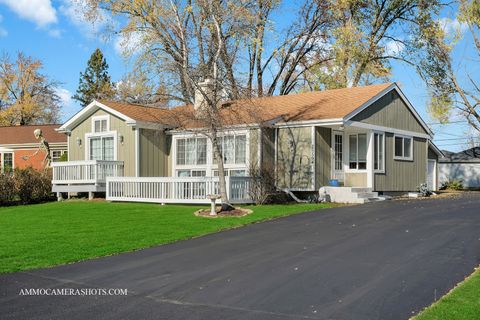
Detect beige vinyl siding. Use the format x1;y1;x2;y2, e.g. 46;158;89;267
276;126;313;190
374;134;427;191
68;109;137;176
345;172;367;187
352;91;427;134
315;127;331;188
139;129;168;177
261;128;275;171
249;128;260;169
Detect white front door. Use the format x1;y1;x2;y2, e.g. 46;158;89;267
427;160;437;191
332;132;344;182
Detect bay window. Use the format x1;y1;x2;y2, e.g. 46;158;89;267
394;135;413;160
373;133;385;172
349;133;367;170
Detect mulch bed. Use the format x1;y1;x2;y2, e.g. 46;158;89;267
194;207;253;218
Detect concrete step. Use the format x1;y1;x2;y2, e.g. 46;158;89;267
350;187;373;193
355;192;379;199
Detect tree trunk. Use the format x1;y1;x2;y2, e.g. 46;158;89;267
211;133;234;212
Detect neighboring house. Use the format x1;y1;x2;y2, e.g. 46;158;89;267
53;82;442;203
0;125;68;173
439;147;480;188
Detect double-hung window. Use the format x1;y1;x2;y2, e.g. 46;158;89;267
176;137;207;166
1;152;13;173
88;116;115;161
394;135;413;160
349;133;367;170
215;135;246;165
373;133;385;172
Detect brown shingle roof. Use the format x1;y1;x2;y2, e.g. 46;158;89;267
100;83;393;128
0;124;67;145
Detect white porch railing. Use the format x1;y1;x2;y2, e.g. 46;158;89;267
52;160;124;185
106;176;252;204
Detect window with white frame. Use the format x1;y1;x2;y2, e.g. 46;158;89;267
176;137;207;165
177;169;206;177
51;150;67;162
89;136;114;160
349;133;367;170
214;134;246;165
373;133;385;172
394;135;413;160
1;152;13;173
92;116;109;133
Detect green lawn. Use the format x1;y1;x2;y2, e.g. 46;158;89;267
414;268;480;320
0;201;335;274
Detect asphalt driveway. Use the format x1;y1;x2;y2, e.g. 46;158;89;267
1;193;480;320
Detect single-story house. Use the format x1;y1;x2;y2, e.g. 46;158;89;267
439;147;480;188
0;124;68;173
53;82;442;203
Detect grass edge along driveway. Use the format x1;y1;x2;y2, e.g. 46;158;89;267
0;201;336;274
413;267;480;320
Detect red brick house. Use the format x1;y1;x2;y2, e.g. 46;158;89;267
0;124;68;173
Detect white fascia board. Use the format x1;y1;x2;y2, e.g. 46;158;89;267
0;142;67;149
343;83;433;137
274;118;344;128
166;123;261;135
58;100;135;132
345;121;431;139
126;120;172;130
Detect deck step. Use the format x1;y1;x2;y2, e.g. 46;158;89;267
320;187;388;204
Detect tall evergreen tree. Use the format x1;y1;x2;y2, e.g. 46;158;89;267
73;48;115;107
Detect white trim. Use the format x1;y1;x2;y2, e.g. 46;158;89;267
343;83;433;137
427;159;437;191
367;131;374;188
345;121;430;139
393;134;414;161
274;127;278;183
135;128;140;177
275;119;343;128
126;120;171;130
0;142;67;149
428;140;444;157
345;132;368;173
373;131;386;173
331;130;345;182
85;131;118;161
91;115;110;133
58;100;135;132
258;127;262;169
311;126;316;189
0;150;14;173
171;130;250;178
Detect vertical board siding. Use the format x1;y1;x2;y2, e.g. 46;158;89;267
276;126;313;189
352;91;427;134
249;128;259;168
139;129;167;177
261;127;276;172
68;109;136;176
315;127;331;188
374;134;427;191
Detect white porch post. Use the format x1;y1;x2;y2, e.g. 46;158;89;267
367;131;374;189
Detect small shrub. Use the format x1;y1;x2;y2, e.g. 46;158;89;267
418;183;432;197
14;168;54;204
0;173;16;204
248;163;276;205
440;179;464;191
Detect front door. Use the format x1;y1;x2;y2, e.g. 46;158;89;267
332;132;344;182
